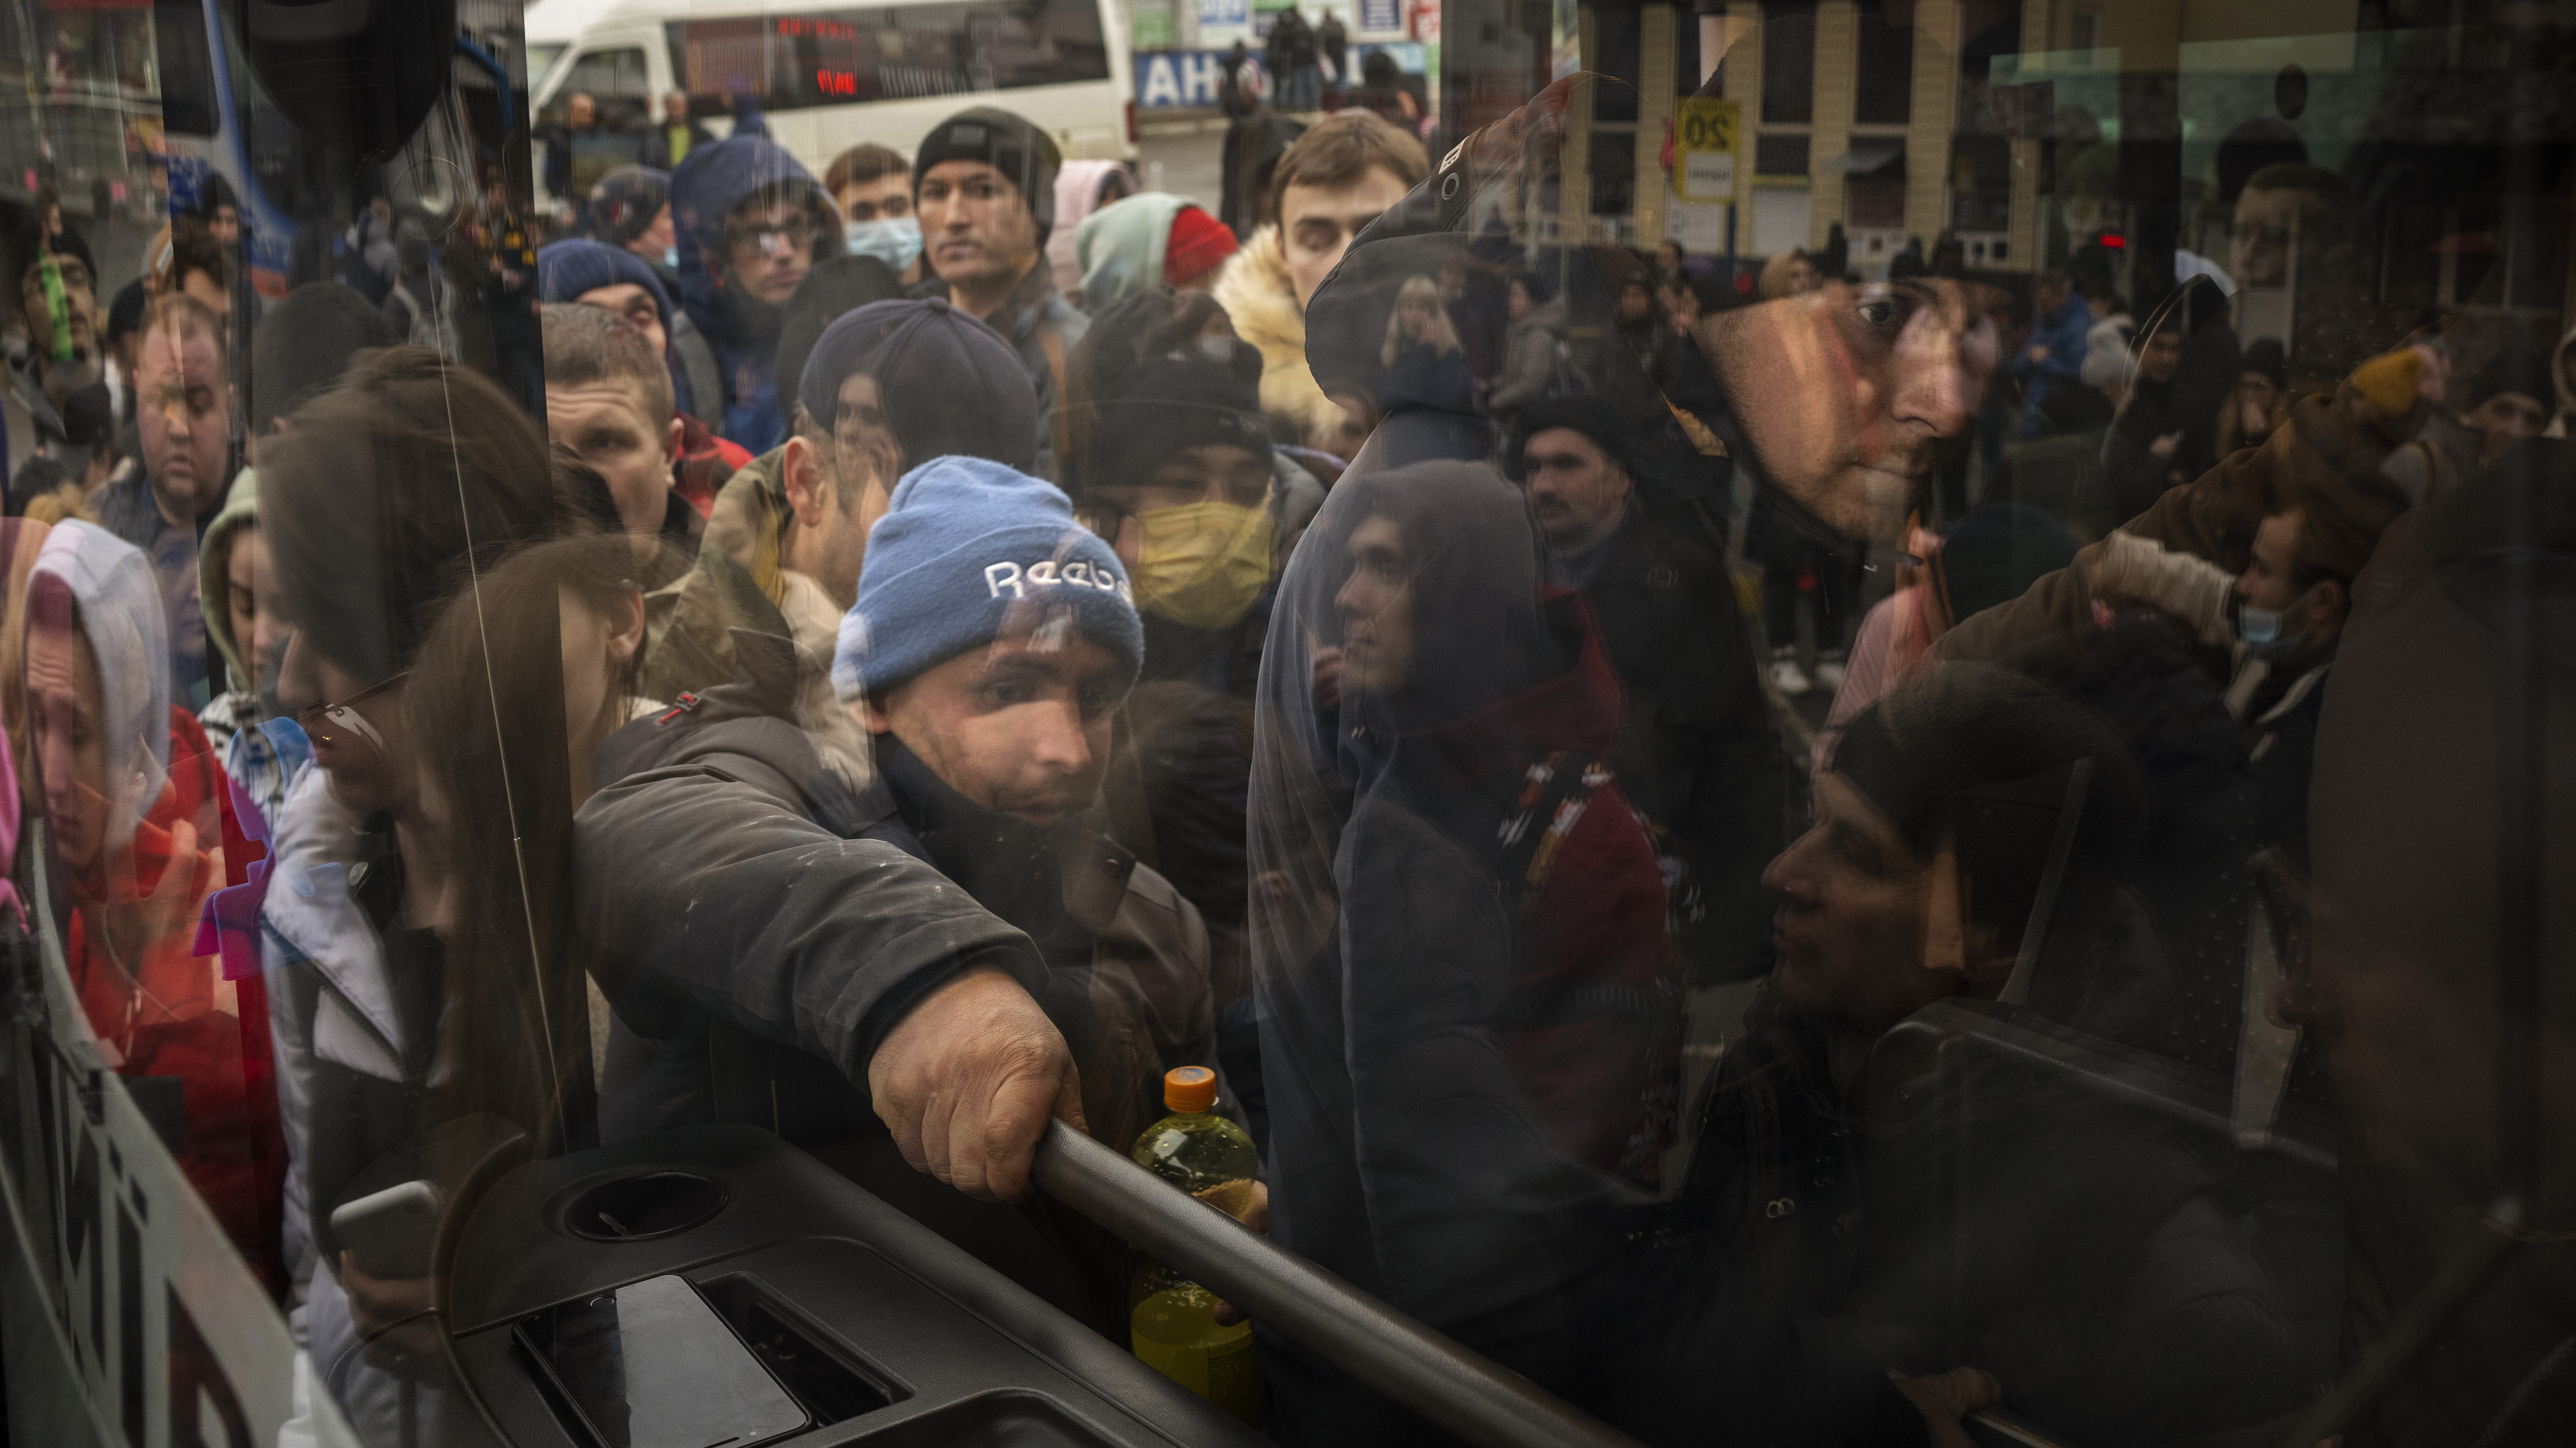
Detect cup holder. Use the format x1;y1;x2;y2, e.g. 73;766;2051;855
563;1171;727;1242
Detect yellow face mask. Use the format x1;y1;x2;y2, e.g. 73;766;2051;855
1131;501;1277;631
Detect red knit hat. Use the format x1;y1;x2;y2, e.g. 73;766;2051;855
1162;206;1238;288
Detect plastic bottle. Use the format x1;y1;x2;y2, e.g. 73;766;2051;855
36;254;72;362
1129;1066;1264;1425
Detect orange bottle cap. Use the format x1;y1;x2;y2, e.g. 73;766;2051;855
1164;1066;1217;1113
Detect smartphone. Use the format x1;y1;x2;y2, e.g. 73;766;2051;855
516;1274;807;1448
330;1180;439;1281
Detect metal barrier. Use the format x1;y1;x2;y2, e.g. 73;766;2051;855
1033;1117;1646;1448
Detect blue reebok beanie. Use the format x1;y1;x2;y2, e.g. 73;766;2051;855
835;456;1143;699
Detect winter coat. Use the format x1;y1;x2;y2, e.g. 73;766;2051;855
2014;291;2093;435
910;261;1085;478
1487;295;1568;415
669;133;843;452
1371;342;1481;463
2306;441;2576;1445
1250;462;1684;1442
1595;993;1948;1447
1213;226;1352;452
71;709;285;1257
581;629;1217;1328
643;117;715;173
1611;314;1685;398
84;467;212;707
636;445;845;709
261;764;497;1446
1564;506;1785;985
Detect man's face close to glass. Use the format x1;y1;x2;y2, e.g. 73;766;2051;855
1697;278;2000;541
1761;772;1953;1033
1279;166;1413;311
2467;389;2550;464
20;254;97;356
724;199;817;305
208;205;240;246
1522;427;1630;553
547;379;676;540
2139;329;2184;385
2229;185;2307;288
918;161;1039;292
862;631;1124;829
134;321;231;522
1333;514;1414;696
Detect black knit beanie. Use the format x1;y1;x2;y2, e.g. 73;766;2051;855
914;107;1062;246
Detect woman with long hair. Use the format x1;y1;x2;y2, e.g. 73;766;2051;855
1371;272;1479;462
405;531;663;1157
1378;272;1464;370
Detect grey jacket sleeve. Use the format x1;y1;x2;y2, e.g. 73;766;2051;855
1486;327;1557;413
574;745;1045;1085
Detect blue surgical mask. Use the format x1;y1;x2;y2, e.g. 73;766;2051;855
664;246;679;269
2238;601;2303;661
845;216;923;273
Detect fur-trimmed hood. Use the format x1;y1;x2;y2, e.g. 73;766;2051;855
1212;227;1350;453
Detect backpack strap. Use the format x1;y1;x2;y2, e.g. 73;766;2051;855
1038;322;1073;466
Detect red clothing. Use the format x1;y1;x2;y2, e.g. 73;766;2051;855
674;413;750;518
64;708;287;1288
1400;608;1679;1182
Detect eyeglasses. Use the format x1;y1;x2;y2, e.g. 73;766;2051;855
298;670;409;749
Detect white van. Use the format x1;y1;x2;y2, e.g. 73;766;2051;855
528;0;1136;211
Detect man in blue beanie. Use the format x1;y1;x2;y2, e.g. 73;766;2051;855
539;236;721;425
576;454;1220;1334
841;456;1223;1278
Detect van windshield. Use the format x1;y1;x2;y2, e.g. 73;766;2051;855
666;0;1110;110
528;41;569;92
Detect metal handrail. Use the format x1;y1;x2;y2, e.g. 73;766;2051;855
1032;1119;1643;1448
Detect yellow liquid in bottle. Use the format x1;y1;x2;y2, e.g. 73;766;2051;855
1131;1282;1264;1425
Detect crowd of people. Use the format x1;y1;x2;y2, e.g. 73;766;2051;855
1;53;2571;1448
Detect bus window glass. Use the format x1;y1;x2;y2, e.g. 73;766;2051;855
665;0;1109;112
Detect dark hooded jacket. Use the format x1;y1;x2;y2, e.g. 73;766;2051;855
668;133;843;452
580;631;1215;1328
1307;109;1791;986
1249;460;1690;1442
